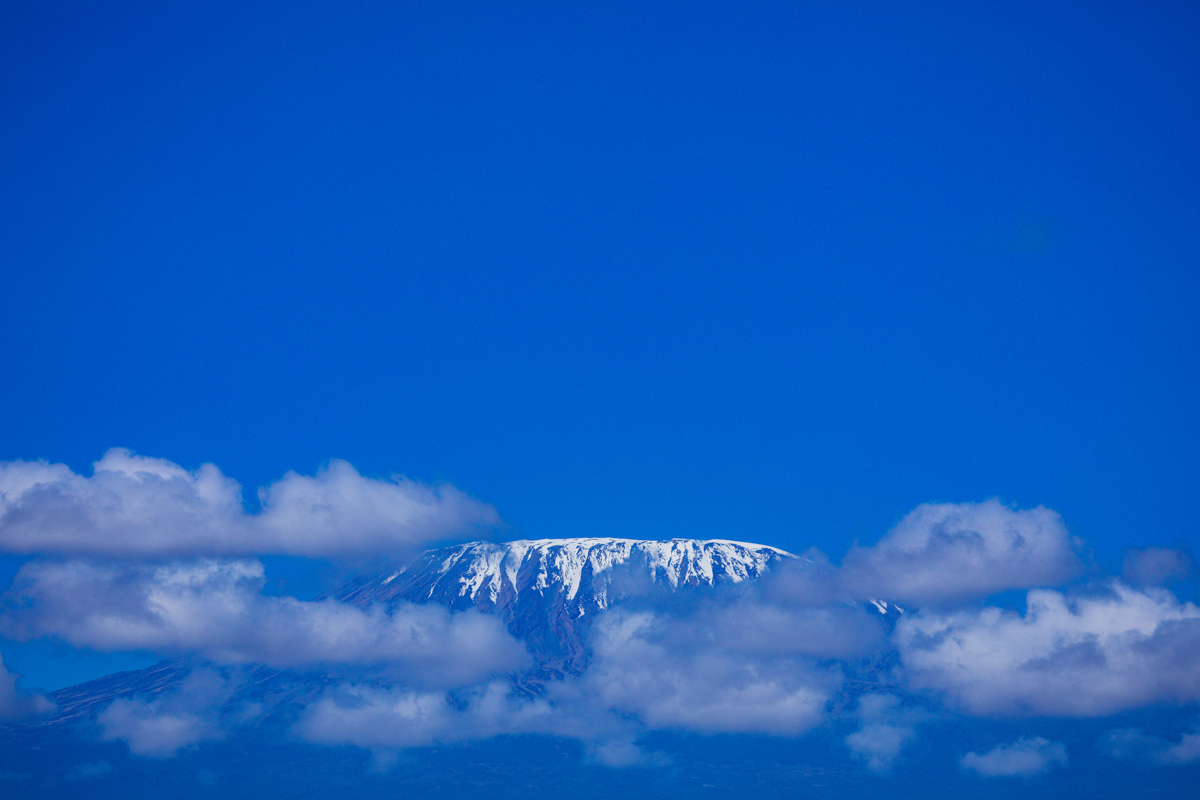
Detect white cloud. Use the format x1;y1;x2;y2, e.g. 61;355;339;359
583;737;671;768
294;603;851;763
1101;727;1200;765
98;669;233;757
3;559;529;686
841;500;1081;604
843;694;922;772
0;651;53;721
0;449;499;558
961;736;1067;777
896;583;1200;715
570;610;837;735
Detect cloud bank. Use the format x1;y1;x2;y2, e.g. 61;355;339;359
895;583;1200;716
2;559;529;686
0;449;500;558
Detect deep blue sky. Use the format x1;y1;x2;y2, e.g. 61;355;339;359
2;0;1197;575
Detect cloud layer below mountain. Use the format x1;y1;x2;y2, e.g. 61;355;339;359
2;559;528;686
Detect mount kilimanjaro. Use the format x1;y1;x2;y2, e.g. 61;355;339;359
16;538;802;725
333;537;797;677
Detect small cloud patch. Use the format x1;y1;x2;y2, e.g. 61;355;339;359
961;736;1067;777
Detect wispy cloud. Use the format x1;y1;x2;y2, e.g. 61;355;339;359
297;679;653;766
0;652;53;721
1100;727;1200;765
1122;546;1197;587
98;669;238;757
844;694;925;772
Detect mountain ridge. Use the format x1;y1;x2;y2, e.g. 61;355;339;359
333;537;801;677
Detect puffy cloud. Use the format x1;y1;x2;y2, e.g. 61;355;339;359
1100;727;1200;765
960;736;1068;777
571;610;837;735
0;450;499;558
3;559;529;686
841;501;1081;604
98;669;234;757
843;694;923;772
0;652;53;721
895;583;1200;716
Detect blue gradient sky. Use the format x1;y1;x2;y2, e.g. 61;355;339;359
2;1;1198;689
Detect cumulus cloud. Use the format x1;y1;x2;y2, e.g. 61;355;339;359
3;559;529;686
960;736;1068;777
0;449;499;558
840;501;1082;604
0;651;53;721
1100;727;1200;765
896;583;1200;716
571;609;837;735
843;694;923;772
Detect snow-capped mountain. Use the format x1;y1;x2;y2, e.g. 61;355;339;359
333;538;799;676
8;537;901;738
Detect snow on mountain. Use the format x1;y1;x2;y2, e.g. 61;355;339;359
333;538;799;676
338;537;795;609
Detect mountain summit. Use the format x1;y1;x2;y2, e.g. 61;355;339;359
334;538;799;676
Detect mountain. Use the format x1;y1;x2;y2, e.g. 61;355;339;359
332;538;799;677
0;538;928;799
7;538;799;731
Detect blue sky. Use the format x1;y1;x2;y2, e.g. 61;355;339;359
1;0;1199;790
3;1;1197;567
